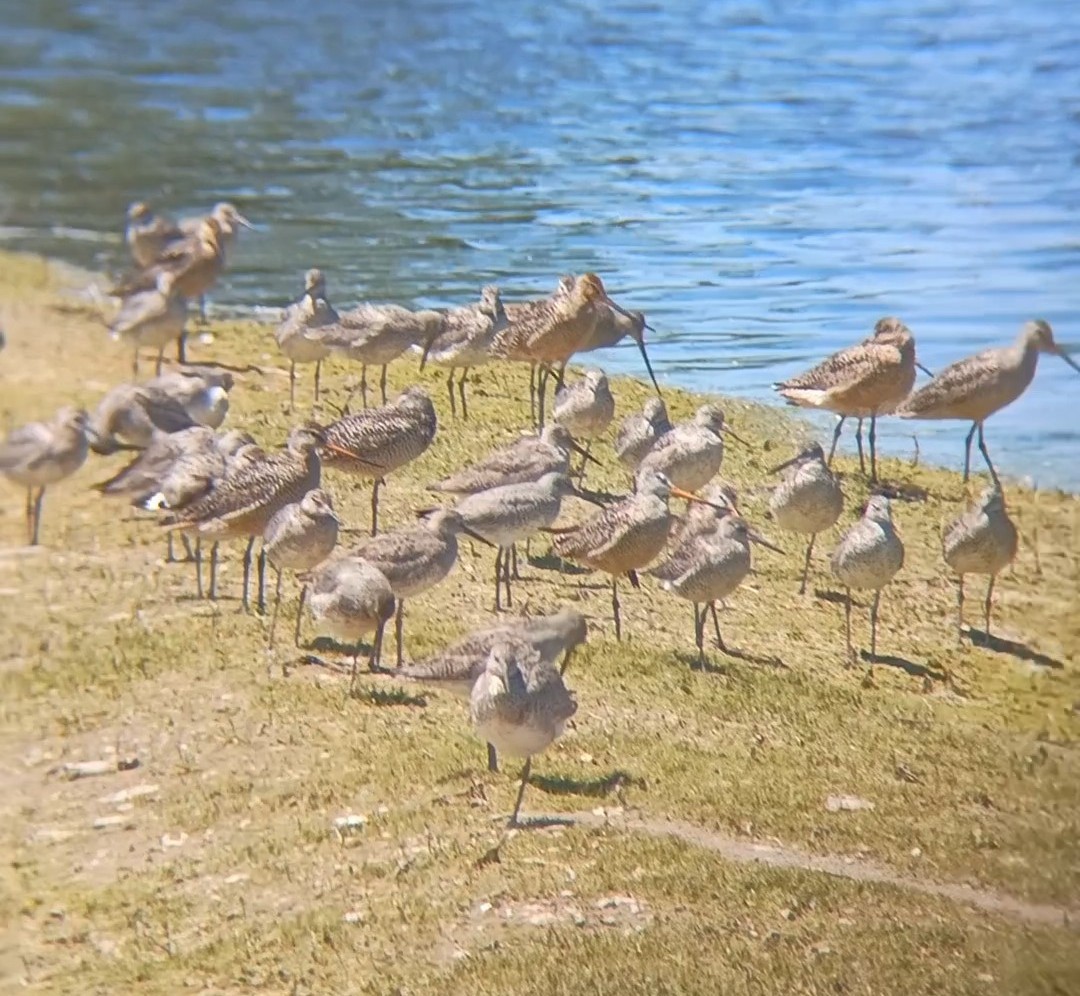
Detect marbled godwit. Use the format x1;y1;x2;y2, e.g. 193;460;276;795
428;424;589;497
419;285;508;419
829;495;905;661
125;201;180;269
109;271;188;376
0;407;89;545
179;202;252;263
942;486;1018;643
552;469;726;640
320;386;437;535
638;404;745;493
264;488;340;646
896;320;1079;486
304;557;396;688
775;317;920;482
454;472;597;611
276;268;337;410
768;443;844;595
348;509;483;666
651;511;782;664
161;424;323;610
111;217;226;304
614;397;672;474
316;303;443;408
470;640;577;828
552;368;614;480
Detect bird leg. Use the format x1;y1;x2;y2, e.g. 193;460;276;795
493;547;504;612
166;532;176;563
959;574;967;643
577;441;592;487
241;536;256;611
132;350;140;378
509;543;521;581
826;416;847;466
458;366;470;420
976;422;1000;490
709;601;726;652
693;603;705;666
209;542;220;600
359;365;369;409
288;360;296;412
528;364;537;426
508;756;533;827
536;366;549;428
843;587;854;664
177;329;188;365
314;360;322;403
446;368;458;419
394;599;406;667
379;365;388;405
868;415;878;483
370;478;383;536
487;743;499;773
256;546;268;614
24;487;32;542
984;575;995;640
30;487;45;546
194;538;204;599
962;422;977;483
154;347;165;377
268;569;284;646
869;589;882;658
369;618;386;671
799;534;817;596
294;583;308;648
611;576;622;642
854;418;866;475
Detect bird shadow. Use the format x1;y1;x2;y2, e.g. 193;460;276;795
859;649;947;682
813;588;850;605
530;769;641;799
674;651;730;675
871;480;929;503
349;684;428;708
966;630;1065;669
525;551;591;576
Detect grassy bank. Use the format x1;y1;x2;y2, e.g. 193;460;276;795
1;251;1078;994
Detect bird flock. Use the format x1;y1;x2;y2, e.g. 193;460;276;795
2;198;1076;830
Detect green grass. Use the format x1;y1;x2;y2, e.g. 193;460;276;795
1;250;1078;994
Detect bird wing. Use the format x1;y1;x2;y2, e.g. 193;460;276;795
895;349;1000;416
776;341;896;393
0;422;51;472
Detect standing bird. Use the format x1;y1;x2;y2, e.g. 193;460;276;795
552;368;615;480
419;285;509;419
347;509;479;666
178;202;253;264
109;271;188;376
768;443;844;595
454;472;595;611
896;320;1079;486
638;404;744;493
304;557;396;688
160;425;323;610
428;424;589;497
0;407;89;545
651;510;782;664
470;640;578;827
775;317;920;482
829;495;905;661
276;268;337;410
552;469;725;640
614;397;672;474
320;386;437;535
124;201;181;268
316;303;443;408
942;487;1018;643
264;488;340;646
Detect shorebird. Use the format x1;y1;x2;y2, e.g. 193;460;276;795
0;407;89;545
125;201;180;269
348;509;482;666
109;271;188;376
614;397;672;475
638;404;744;493
87;378;218;455
161;424;323;610
768;443;844;595
470;640;578;828
552;368;615;479
146;367;233;428
942;486;1018;643
428;424;590;497
111;217;226;304
275;268;337;410
316;303;443;408
320;386;437;535
304;557;396;688
579;304;647;355
264;488;340;646
896;320;1079;486
651;510;782;664
178;202;252;263
829;495;905;661
454;472;597;611
552;469;726;640
419;285;509;419
775;317;920;482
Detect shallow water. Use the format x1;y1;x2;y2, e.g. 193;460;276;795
1;0;1078;487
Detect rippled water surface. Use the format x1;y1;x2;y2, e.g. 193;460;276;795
1;0;1078;486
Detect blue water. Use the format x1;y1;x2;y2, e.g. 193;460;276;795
1;0;1078;487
